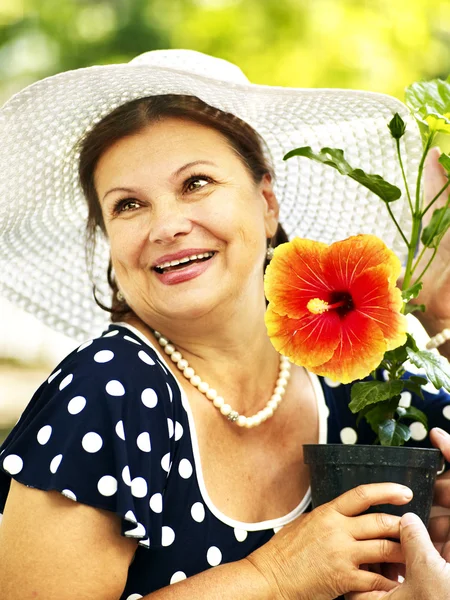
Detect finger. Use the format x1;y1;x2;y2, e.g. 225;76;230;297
350;513;401;541
351;568;401;593
428;515;450;543
430;427;450;461
332;484;413;517
346;592;391;600
400;512;438;565
355;539;404;565
433;479;450;508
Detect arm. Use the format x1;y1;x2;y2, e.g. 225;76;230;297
0;480;413;600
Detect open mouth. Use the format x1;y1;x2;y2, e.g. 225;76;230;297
154;251;216;274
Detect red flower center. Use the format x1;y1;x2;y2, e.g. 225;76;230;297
329;291;354;317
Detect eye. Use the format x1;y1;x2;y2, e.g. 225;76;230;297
113;198;140;214
184;175;213;193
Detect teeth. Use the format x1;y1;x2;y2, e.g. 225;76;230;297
156;252;214;270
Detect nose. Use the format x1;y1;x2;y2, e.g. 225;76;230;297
148;198;193;244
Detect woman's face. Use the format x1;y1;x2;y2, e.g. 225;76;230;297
95;117;279;325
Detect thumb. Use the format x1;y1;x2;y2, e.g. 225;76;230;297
400;512;436;566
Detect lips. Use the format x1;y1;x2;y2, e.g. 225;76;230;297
153;251;216;274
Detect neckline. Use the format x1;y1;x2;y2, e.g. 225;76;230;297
113;322;329;531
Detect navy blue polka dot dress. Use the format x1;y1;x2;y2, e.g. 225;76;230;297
1;323;449;599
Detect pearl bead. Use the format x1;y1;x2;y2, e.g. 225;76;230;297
198;381;209;394
171;351;182;363
245;417;255;428
206;388;217;400
159;337;168;347
268;399;278;410
190;374;201;387
274;385;285;395
164;343;175;355
253;414;262;426
184;366;195;379
177;358;188;370
276;377;288;387
271;393;282;403
220;404;232;416
213;396;225;408
237;415;247;427
280;369;291;379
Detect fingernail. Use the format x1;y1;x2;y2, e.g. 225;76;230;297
401;512;419;526
433;427;449;438
401;486;413;498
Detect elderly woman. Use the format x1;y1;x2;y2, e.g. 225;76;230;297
0;50;449;600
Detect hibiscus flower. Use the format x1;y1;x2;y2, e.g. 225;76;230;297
264;235;407;384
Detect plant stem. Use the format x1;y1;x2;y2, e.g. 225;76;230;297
396;138;414;215
386;202;410;248
413;247;438;284
422;179;450;216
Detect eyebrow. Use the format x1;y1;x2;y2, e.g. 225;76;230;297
101;160;218;203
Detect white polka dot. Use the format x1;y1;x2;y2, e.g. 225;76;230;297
61;489;77;501
166;382;173;401
174;422;184;441
125;522;146;537
106;380;125;396
138;350;155;365
323;405;330;418
115;420;125;440
206;546;222;566
131;477;148;498
162;526;175;547
382;370;390;381
122;466;132;486
178;458;193;479
234;528;248;542
124;510;137;523
170;571;187;584
324;377;342;388
161;452;171;472
59;374;73;390
103;330;119;337
139;538;150;548
158;360;168;375
422;380;441;394
50;454;63;474
98;475;118;496
191;502;205;522
124;335;141;345
167;418;174;438
67;396;86;415
82;432;103;453
3;454;23;475
273;526;283;534
94;350;114;363
37;425;52;445
399;391;412;408
77;340;93;351
47;368;62;383
410;421;428;441
340;427;358;445
126;594;143;600
141;388;158;408
149;493;163;513
137;432;151;452
443;405;450;420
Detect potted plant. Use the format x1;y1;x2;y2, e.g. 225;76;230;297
264;77;450;522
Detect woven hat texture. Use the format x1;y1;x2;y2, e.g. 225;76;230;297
0;49;422;341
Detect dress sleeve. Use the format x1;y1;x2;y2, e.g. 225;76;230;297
0;332;178;549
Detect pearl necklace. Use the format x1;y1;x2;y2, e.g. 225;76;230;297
153;330;291;428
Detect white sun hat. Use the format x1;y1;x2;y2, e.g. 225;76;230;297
0;49;422;341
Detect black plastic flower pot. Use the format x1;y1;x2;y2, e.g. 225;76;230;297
303;444;444;523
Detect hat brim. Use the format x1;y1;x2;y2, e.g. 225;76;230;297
0;62;422;340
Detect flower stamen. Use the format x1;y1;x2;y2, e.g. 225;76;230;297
307;297;346;314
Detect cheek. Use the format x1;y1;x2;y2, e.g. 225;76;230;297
108;224;148;267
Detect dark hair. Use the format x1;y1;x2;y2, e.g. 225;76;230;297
78;94;288;321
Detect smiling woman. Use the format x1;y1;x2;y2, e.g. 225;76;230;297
0;49;450;600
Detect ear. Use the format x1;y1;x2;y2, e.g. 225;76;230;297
259;173;279;238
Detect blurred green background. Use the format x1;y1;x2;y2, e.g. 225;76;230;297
0;0;449;105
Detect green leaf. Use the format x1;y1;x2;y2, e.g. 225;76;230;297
410;375;429;385
405;78;450;135
421;207;450;248
349;380;405;413
283;146;401;203
388;113;406;139
383;333;418;364
363;401;395;434
402;380;425;400
404;303;426;315
397;406;428;428
406;348;450;393
439;153;450;175
379;419;411;447
402;282;423;302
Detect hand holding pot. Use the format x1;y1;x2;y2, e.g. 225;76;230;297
247;483;411;600
430;427;450;561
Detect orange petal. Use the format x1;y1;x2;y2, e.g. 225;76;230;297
264;238;329;318
312;310;388;384
265;303;340;368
